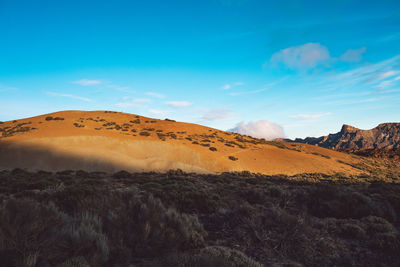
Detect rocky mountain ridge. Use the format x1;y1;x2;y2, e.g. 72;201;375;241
290;123;400;150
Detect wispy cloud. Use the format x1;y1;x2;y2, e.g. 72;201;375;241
107;84;131;91
148;109;170;117
321;97;385;106
46;91;92;102
310;54;400;98
290;112;331;119
221;82;244;90
229;88;267;96
72;79;102;86
165;101;193;108
200;108;235;121
375;80;393;89
367;70;400;83
146;92;165;98
115;98;151;107
270;43;330;69
0;84;18;92
133;98;151;103
115;102;140;108
373;88;400;94
340;47;366;63
222;84;231;90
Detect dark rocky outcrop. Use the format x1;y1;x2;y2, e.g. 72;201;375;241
289;123;400;150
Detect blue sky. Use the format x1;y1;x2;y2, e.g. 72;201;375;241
1;0;400;139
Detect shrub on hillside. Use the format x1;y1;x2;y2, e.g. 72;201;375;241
103;188;206;265
307;185;396;221
55;212;109;266
0;198;67;267
160;246;263;267
0;198;109;267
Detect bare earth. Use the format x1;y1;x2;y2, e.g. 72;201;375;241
0;110;363;175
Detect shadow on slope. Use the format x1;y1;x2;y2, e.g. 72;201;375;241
0;139;210;173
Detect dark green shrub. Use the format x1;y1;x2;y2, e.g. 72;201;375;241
56;212;109;266
370;232;400;251
140;131;150;136
161;246;263;267
361;216;396;234
104;188;206;264
0;198;67;267
130;119;140;124
317;218;367;240
307;186;382;219
57;256;89;267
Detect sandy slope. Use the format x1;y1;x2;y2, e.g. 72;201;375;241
0;110;363;175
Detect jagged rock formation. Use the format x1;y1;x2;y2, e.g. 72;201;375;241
291;123;400;150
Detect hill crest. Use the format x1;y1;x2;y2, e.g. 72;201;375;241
0;110;365;175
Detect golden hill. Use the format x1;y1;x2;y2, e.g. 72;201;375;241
0;110;365;175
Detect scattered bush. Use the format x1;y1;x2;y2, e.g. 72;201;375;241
130;119;140;124
73;123;84;128
140;131;151;136
45;116;64;121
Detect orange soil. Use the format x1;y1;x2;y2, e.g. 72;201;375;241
0;110;363;175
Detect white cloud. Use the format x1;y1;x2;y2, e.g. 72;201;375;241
148;109;170;117
375;80;393;89
115;102;140;108
374;70;400;81
290;112;331;119
107;84;131;91
133;98;151;103
229;88;267;96
373;88;400;94
46;91;92;102
115;98;151;107
165;101;192;108
222;84;231;90
146;92;165;98
200;109;235;121
270;43;330;69
340;47;366;63
72;79;102;86
221;82;244;90
0;84;18;92
229;120;285;140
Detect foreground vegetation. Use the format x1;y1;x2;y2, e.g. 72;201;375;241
0;169;399;266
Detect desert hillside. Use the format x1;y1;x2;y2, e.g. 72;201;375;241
0;110;364;175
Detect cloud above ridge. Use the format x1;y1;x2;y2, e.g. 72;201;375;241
165;101;192;107
229;120;285;140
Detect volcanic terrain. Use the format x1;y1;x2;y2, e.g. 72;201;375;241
0;110;365;175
